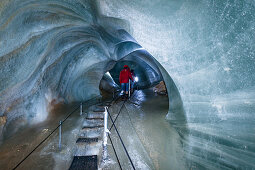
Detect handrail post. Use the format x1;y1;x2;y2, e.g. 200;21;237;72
80;102;83;115
103;107;109;147
59;121;62;149
129;80;131;98
103;107;110;160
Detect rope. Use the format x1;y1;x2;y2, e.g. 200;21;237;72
109;101;126;131
106;107;136;170
100;92;123;170
13;105;80;170
106;90;136;168
13;95;101;170
104;90;136;169
107;133;122;170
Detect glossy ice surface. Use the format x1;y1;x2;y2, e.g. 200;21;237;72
0;0;254;169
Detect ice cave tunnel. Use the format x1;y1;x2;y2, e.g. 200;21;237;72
0;0;254;170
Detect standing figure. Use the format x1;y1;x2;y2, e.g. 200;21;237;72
130;69;136;93
119;65;133;97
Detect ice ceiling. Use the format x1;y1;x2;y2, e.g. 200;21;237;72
0;0;254;169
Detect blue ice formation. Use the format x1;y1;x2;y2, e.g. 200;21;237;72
0;0;254;169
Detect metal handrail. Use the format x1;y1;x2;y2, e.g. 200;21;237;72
13;95;102;170
103;89;139;170
106;106;136;170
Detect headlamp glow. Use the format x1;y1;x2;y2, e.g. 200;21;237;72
134;77;139;82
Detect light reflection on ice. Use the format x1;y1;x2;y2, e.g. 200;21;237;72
31;97;48;124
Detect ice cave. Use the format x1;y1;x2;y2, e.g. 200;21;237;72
0;0;254;169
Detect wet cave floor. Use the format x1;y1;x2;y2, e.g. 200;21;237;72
104;89;183;170
0;89;183;170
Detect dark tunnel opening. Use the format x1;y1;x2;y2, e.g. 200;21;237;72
95;52;188;169
98;52;169;100
108;59;162;89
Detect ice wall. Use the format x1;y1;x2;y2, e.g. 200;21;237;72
0;0;254;169
99;0;255;169
0;0;163;141
0;0;114;139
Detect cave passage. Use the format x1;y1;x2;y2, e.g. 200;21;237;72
99;54;165;95
1;0;255;169
0;55;177;170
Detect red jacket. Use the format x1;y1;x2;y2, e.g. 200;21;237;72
119;68;133;83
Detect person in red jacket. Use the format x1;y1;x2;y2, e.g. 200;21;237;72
119;65;133;96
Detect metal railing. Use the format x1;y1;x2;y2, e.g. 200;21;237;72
13;95;102;170
106;106;136;170
102;94;136;170
13;87;136;170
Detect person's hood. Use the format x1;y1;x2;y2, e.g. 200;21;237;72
124;65;129;68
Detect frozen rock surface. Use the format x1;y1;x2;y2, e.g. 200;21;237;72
0;0;254;169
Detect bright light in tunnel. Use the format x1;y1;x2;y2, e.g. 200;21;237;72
134;77;139;82
106;71;113;79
